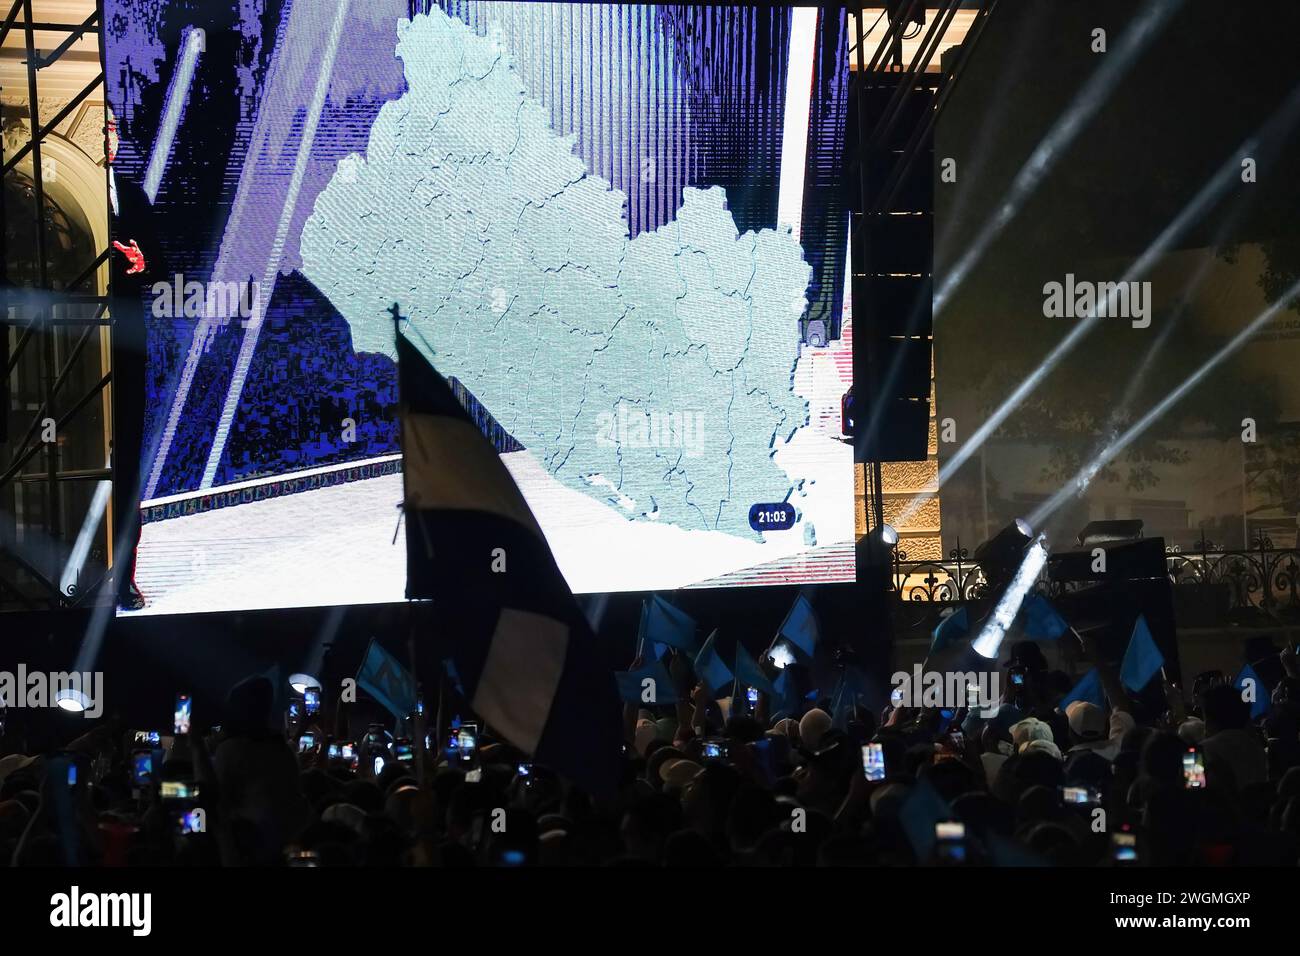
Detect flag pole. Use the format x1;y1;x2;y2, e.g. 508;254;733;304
730;639;740;717
392;301;429;790
636;599;647;661
407;616;427;791
1067;625;1090;679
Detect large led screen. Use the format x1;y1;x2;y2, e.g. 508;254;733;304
108;1;855;615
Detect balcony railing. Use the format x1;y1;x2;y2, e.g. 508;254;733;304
887;533;1300;628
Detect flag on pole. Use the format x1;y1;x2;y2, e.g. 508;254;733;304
898;775;953;862
772;592;820;662
1020;594;1069;640
634;601;669;661
930;607;969;654
1059;667;1106;710
771;669;807;722
734;642;778;697
694;629;733;696
395;313;620;794
829;665;869;730
1233;663;1269;720
443;656;465;696
643;594;699;654
356;638;418;721
1120;615;1164;693
615;658;679;705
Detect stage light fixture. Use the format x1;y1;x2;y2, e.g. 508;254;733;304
1076;520;1143;547
289;673;319;695
970;518;1035;596
972;536;1049;660
857;521;900;574
55;688;91;713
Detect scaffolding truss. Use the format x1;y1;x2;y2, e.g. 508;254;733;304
1;0;112;611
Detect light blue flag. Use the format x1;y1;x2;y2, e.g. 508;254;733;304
644;595;698;655
734;642;778;697
1059;668;1106;710
1233;664;1269;720
771;670;805;722
1021;594;1069;640
443;657;465;696
775;593;820;661
930;607;969;654
693;629;733;696
615;658;679;705
635;601;669;661
1120;615;1164;692
898;775;953;862
356;639;418;720
828;665;869;730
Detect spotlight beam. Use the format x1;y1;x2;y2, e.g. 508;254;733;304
776;6;818;237
144;27;204;204
932;0;1183;318
199;0;352;490
1030;275;1300;527
858;2;1182;458
896;81;1300;529
935;8;1043;266
1028;312;1182;529
971;534;1048;660
1025;193;1259;532
59;460;113;597
143;2;353;499
74;502;141;673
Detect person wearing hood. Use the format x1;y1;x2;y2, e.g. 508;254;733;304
212;675;307;864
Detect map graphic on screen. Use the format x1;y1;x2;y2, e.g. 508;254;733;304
108;1;854;615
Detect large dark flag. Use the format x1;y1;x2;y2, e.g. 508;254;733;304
396;320;621;795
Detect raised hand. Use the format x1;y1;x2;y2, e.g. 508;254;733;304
113;239;147;275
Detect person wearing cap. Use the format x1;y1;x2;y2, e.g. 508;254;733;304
1064;700;1134;762
1023;738;1063;761
659;756;704;792
799;708;832;752
1061;630;1137;762
1010;717;1054;753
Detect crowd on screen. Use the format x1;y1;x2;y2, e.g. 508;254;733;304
2;632;1299;867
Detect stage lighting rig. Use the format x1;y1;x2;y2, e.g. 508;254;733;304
973;519;1034;592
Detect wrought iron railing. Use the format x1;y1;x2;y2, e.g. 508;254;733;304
890;539;994;603
888;533;1300;628
1166;533;1300;618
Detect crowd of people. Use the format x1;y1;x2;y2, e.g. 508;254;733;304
1;631;1299;867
